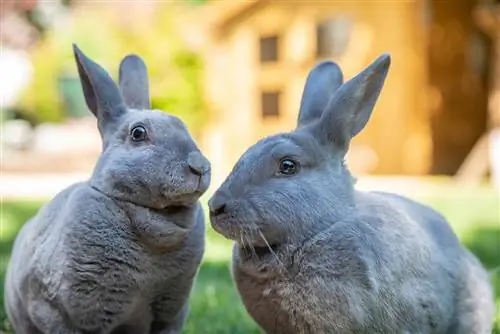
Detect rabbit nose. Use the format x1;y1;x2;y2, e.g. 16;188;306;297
187;151;210;176
208;196;227;217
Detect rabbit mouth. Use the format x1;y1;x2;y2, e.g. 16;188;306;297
161;187;204;205
161;176;208;204
240;243;280;261
211;219;282;259
237;243;287;276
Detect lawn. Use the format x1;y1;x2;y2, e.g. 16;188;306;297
0;184;499;333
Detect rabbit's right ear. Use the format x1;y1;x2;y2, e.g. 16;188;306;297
73;44;126;124
119;54;151;110
309;54;391;151
297;61;343;128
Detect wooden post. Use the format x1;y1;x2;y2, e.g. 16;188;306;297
456;4;500;189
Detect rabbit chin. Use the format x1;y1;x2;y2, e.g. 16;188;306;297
238;242;281;263
161;189;204;207
161;175;209;207
211;217;283;252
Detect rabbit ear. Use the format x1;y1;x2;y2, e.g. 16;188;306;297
297;61;343;128
119;54;151;110
73;44;126;124
310;54;391;149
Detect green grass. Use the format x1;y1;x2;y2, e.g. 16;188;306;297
0;185;499;333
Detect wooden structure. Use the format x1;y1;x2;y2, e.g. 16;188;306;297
196;0;490;180
456;3;500;188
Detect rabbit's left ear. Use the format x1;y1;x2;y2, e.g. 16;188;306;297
119;54;150;110
297;60;343;128
309;54;391;149
73;44;126;124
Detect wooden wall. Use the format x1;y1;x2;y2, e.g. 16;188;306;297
427;0;490;175
202;0;438;180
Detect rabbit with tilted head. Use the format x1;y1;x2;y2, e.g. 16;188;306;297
4;45;210;334
209;55;495;334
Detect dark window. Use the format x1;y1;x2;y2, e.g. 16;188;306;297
260;36;279;63
261;91;281;118
316;17;352;58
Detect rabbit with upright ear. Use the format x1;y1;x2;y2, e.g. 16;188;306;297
4;45;210;334
209;55;495;334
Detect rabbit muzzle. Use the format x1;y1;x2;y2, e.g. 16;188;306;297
187;151;210;176
209;195;239;239
187;151;211;194
160;180;208;206
158;152;210;206
209;194;269;246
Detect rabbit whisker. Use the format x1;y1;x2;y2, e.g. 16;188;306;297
255;227;284;268
245;228;258;259
238;226;246;248
241;227;254;258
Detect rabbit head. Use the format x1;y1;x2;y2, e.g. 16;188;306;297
73;44;210;209
209;54;390;253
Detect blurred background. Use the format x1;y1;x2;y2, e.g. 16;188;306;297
0;0;499;332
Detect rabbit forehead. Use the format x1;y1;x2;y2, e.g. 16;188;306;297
241;134;300;164
228;132;318;180
250;131;321;161
121;109;188;134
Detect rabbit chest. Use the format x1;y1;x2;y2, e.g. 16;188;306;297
233;260;348;334
231;231;453;334
231;246;327;334
59;191;204;331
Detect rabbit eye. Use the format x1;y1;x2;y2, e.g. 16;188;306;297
279;158;297;175
130;125;147;142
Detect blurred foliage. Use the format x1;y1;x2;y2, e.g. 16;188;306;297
17;4;207;135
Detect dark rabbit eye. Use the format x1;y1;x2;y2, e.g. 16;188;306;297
130;126;147;142
279;158;297;175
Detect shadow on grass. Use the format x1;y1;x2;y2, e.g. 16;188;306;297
461;225;500;334
184;260;261;334
462;226;500;270
0;201;44;332
1;201;41;228
1;202;41;256
491;270;500;334
1;201;43;272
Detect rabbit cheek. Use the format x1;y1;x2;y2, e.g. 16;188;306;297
210;217;236;240
210;213;249;243
160;180;202;206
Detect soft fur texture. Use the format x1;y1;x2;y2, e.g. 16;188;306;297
208;55;495;334
4;45;210;334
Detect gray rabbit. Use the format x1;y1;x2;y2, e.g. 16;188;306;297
208;55;495;334
4;45;210;334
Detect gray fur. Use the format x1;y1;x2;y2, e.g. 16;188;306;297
119;54;151;110
4;44;210;334
208;55;495;334
297;61;343;127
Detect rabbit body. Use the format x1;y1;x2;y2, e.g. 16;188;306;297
5;184;204;334
232;191;494;334
209;55;495;334
4;46;210;334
